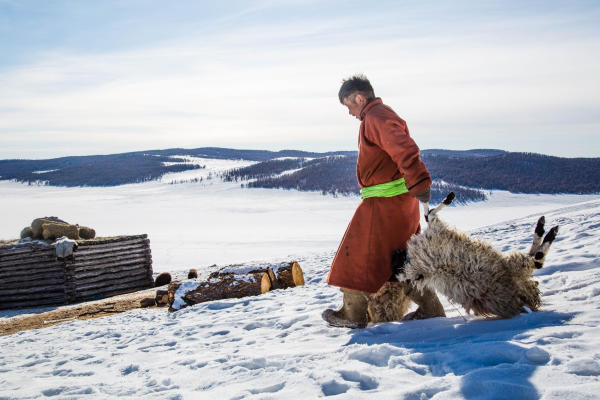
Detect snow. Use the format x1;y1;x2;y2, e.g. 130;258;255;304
171;281;201;311
1;162;600;399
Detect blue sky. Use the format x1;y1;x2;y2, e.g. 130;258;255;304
1;0;599;158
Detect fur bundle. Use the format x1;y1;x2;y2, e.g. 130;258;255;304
395;192;559;318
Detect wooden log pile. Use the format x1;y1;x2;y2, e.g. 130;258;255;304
167;261;305;312
0;242;66;309
64;235;154;303
0;235;154;310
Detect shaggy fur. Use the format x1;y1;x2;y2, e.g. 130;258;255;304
367;282;412;323
20;226;33;239
31;217;68;239
42;222;80;241
396;192;559;318
78;226;96;240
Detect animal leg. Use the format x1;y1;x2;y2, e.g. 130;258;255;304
528;216;545;256
367;281;412;323
425;192;455;222
533;226;559;268
403;284;446;320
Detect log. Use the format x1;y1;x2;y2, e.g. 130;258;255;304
0;264;65;280
66;262;150;280
76;234;147;246
155;289;169;306
167;261;305;311
71;270;152;292
0;296;67;309
72;283;153;302
70;249;151;264
1;290;66;302
0;251;56;265
1;271;64;286
0;283;66;296
73;242;150;257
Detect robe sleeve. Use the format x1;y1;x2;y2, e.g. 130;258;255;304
364;112;432;196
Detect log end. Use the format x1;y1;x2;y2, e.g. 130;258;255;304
267;268;281;290
260;273;271;294
291;262;305;286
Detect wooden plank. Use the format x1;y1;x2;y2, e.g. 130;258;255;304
0;284;66;296
73;270;151;291
77;237;148;250
74;242;150;257
0;291;66;302
0;260;64;276
0;265;64;276
0;251;57;265
0;275;65;288
0;266;64;280
71;249;151;264
68;262;150;279
76;235;147;246
0;244;53;256
0;296;67;309
71;268;150;287
0;268;64;281
73;281;153;300
74;282;153;300
67;257;151;274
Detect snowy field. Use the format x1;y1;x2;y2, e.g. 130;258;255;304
1;160;600;399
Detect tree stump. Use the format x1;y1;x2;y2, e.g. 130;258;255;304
167;261;304;311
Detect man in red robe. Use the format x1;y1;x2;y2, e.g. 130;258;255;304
323;75;445;328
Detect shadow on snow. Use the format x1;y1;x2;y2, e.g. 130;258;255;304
345;310;574;400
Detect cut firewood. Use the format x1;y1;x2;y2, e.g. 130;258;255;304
167;261;305;312
155;289;169;306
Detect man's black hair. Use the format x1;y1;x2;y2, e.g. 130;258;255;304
338;74;375;104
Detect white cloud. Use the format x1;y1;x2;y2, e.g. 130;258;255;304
1;3;599;158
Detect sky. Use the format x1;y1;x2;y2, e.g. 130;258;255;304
1;0;599;159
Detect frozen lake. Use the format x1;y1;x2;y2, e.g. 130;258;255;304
1;158;598;273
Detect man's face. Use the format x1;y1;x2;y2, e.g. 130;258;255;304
342;94;366;120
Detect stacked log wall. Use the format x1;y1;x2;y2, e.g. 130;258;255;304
65;235;154;302
0;235;153;309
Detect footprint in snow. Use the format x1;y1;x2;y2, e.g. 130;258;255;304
321;380;350;396
338;370;379;390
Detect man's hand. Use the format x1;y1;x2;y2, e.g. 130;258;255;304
416;187;431;203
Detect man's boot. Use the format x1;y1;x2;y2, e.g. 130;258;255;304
403;284;446;320
322;288;369;329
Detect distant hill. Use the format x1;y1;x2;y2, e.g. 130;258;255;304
1;148;599;202
223;149;600;202
222;155;487;204
0;147;351;187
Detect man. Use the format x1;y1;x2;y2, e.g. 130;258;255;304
322;75;445;328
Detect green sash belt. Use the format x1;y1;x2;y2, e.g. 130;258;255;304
360;178;408;199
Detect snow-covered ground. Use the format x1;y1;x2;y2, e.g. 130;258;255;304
1;161;600;399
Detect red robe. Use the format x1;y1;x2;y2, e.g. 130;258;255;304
327;98;432;293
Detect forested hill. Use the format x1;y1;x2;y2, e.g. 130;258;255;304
223;150;600;202
0;148;352;187
1;148;599;201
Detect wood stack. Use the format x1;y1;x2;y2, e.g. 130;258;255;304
167;261;305;312
0;242;66;309
0;235;154;310
64;235;154;303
